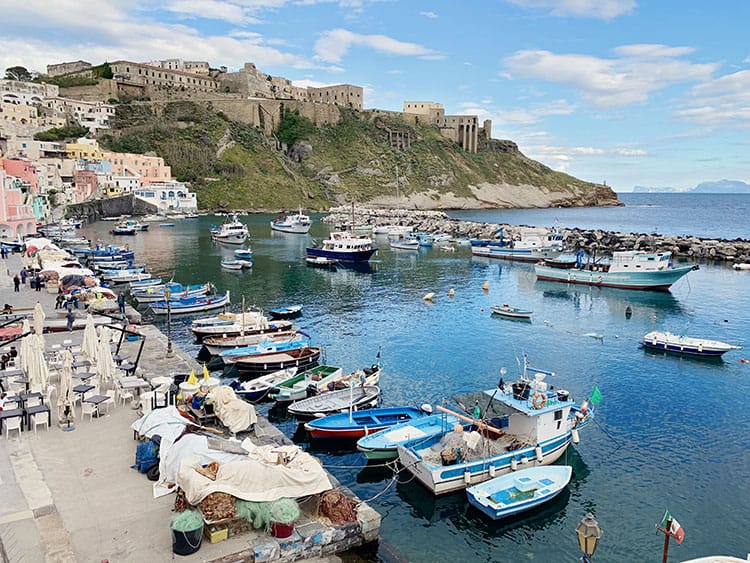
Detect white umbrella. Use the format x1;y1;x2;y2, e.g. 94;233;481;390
57;348;75;423
81;314;98;363
27;333;49;393
96;326;117;391
33;301;46;340
19;322;32;374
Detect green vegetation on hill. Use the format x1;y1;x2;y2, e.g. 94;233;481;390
99;100;610;210
34;124;89;142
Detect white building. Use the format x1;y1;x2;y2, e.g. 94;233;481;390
45;98;115;133
134;181;197;213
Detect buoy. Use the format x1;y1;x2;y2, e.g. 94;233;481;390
423;292;435;301
510;457;518;471
572;428;580;444
464;471;471;485
482;281;489;291
535;445;543;462
489;464;496;477
447;288;455;297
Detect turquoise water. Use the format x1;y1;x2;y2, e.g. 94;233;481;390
82;206;750;562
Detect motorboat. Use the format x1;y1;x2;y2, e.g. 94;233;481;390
220;259;252;270
149;292;230;315
357;411;465;460
535;250;697;291
210;214;249;245
232;368;298;403
233;346;321;378
306;255;338;268
389;234;420;251
466;465;573;520
269;304;303;319
306;232;377;263
190;310;294;340
491;304;533;319
270;208;313;234
304;405;431;440
472;228;565;262
110;226;137;236
288;385;381;421
641;331;741;357
201;330;303;356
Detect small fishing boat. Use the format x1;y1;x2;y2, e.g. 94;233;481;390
269;304;303;319
306;255;338;268
491;304;533;319
269;365;344;403
641;331;741;357
129;277;162;290
109;226;137;236
288;385;381;421
466;465;573;520
357;411;465;460
190;311;294;340
232;368;298;402
304;405;431;440
389;234;420;251
220;339;308;363
211;213;249;245
234;247;254;260
234;346;321;378
733;263;750;271
472;228;565;262
149;292;230;315
202;330;303;356
220;259;252;270
270;208;313;234
306;232;377;263
132;282;212;303
105;270;154;284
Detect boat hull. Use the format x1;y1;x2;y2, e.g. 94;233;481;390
271;223;311;234
304;406;426;440
641;332;737;357
535;264;694;291
306;247;377;263
235;347;321;378
288;385;381;420
472;246;562;263
150;294;229;315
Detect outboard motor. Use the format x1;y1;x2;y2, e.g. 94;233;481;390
420;404;433;415
306;383;319;398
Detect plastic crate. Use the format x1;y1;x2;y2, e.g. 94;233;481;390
204;525;228;543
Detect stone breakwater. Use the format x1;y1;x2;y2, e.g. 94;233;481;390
324;206;750;263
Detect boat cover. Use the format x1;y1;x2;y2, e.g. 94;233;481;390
205;385;257;433
178;443;332;504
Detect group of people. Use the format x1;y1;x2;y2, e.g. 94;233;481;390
0;245;10;259
12;267;45;293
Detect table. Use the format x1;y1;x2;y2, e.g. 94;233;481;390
83;395;109;417
118;362;137;376
19;392;44;406
72;372;96;381
25;404;51;430
72;360;92;369
0;369;24;392
0;408;24;433
2;395;22;406
119;378;150;390
14;376;30;393
72;384;95;405
113;354;130;366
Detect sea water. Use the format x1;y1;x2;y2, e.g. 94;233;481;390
82;195;750;562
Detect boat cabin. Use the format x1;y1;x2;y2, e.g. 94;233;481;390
609;250;674;272
322;232;373;251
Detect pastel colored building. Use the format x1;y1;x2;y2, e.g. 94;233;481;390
66;138;105;160
45;98;114;133
104;151;172;185
134;181;197;213
0;162;37;239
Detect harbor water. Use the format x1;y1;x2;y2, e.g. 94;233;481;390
81;195;750;562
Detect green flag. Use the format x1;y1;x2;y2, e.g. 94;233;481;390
589;386;602;405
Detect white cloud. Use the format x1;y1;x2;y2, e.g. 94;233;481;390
420;11;438;19
506;0;636;20
677;69;750;128
615;148;647;156
504;45;717;108
164;0;260;24
496;99;575;124
314;28;438;63
387;69;403;74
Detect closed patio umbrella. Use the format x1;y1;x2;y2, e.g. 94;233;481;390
81;314;98;363
27;333;49;393
33;301;46;340
57;348;75;424
96;326;117;391
19;321;32;374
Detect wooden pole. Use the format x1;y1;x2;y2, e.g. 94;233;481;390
436;405;503;436
656;521;671;563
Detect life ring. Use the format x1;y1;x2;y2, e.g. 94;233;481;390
532;393;547;410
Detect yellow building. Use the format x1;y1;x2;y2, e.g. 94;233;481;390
65;138;105;160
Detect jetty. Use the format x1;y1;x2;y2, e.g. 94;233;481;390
323;206;750;263
0;252;380;562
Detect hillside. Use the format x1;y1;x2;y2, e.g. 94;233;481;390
98;101;618;211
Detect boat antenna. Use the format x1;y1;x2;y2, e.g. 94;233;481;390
241;295;246;337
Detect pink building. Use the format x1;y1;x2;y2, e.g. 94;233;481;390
105;152;172;185
73;168;97;202
0;161;37;239
2;158;39;193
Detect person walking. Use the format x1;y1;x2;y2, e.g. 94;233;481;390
35;274;42;292
55;292;64;309
13;274;20;292
117;292;126;317
66;309;75;332
20;268;26;285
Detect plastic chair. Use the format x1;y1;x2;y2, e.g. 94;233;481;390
4;416;22;439
81;402;96;422
26;396;42;408
103;389;116;413
31;412;49;434
46;384;57;404
117;385;134;407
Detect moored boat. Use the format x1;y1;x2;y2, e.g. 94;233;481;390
288;385;381;421
306;255;338;268
535;250;697;291
304;405;431;440
269;365;344;403
641;331;741;357
269;304;303;319
232;368;298;402
270;208;313;234
211;213;249;245
389;234;420;251
306;232;377;263
234;346;321;378
733;263;750;271
202;330;303;356
472;228;565;262
491;304;533;319
220;259;252;270
220;339;308;364
132;282;212;303
466;465;573;520
190;311;294;340
234;247;254;260
149;292;230;315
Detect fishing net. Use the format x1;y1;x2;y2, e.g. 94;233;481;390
170;509;204;532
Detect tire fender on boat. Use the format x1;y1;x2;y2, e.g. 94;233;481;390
532;393;547;409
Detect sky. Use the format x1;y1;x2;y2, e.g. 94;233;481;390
2;0;750;193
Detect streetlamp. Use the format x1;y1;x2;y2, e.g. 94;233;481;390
576;513;603;563
165;288;174;358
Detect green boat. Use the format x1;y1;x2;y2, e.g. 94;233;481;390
269;365;343;403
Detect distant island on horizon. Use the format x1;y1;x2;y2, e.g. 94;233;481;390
631;179;750;194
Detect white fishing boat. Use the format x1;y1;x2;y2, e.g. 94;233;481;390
472;228;565;262
190;310;294;340
733;263;750;271
389;234;420;251
270;207;313;234
491;304;533;319
306;255;338;268
210;213;249;245
220;259;252;270
288;385;381;421
641;331;741;358
233;368;298;402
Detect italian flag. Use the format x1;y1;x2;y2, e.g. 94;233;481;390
660;511;685;544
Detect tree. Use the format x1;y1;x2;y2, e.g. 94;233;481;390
5;66;32;81
276;109;316;147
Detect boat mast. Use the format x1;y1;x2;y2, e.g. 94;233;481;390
395;165;400;200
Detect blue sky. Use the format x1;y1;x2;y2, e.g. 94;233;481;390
3;0;749;192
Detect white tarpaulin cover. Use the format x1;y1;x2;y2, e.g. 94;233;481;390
178;443;332;504
130;406;196;442
205;385;257;433
159;433;249;486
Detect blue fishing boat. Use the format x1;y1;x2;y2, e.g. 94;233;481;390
466;465;572;520
132;282;212;303
220;339;308;363
306;232;377;263
129;277;162;290
304;405;432;440
535;250;697;291
269;304;303;319
234;247;254;260
149;291;229;315
397;357;595;495
356;411;466;460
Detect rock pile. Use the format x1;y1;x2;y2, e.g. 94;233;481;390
323;207;750;264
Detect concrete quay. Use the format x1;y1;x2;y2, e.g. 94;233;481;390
323;206;750;263
0;251;380;563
